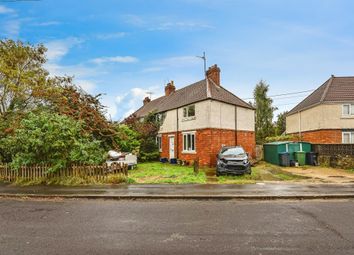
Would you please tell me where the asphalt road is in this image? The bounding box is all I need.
[1,199,354,255]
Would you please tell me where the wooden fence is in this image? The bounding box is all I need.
[312,144,354,156]
[0,163,128,182]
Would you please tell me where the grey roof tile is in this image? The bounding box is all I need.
[288,76,354,115]
[134,79,253,117]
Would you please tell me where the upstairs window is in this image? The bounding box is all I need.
[155,112,166,124]
[342,104,354,116]
[183,105,195,118]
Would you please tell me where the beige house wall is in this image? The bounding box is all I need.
[286,103,354,134]
[237,106,255,131]
[159,109,177,133]
[159,100,255,133]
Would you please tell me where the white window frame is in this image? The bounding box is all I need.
[182,131,196,153]
[182,105,196,119]
[342,104,354,116]
[156,112,166,123]
[156,135,162,152]
[342,132,354,144]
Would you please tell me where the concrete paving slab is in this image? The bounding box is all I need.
[1,182,354,200]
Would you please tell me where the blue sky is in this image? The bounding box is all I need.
[1,0,354,120]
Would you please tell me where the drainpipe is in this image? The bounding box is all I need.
[298,111,302,141]
[235,106,238,145]
[176,108,179,159]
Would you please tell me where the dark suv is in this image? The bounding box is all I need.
[216,146,251,176]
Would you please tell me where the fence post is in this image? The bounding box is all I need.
[194,158,199,175]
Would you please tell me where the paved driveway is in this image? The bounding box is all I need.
[281,166,354,183]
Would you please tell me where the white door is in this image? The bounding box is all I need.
[169,136,175,159]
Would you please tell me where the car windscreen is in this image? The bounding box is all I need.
[220,147,245,157]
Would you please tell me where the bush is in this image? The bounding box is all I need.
[124,113,160,162]
[1,112,105,172]
[114,124,140,153]
[265,134,300,143]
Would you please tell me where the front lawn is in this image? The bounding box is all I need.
[216,162,308,184]
[129,161,307,184]
[129,162,207,184]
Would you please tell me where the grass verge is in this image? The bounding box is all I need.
[12,174,130,186]
[215,162,308,184]
[129,162,206,184]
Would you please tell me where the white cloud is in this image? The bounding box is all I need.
[95,32,126,40]
[32,21,61,27]
[45,37,83,62]
[114,86,163,120]
[149,21,213,31]
[115,93,128,104]
[154,55,200,67]
[76,79,96,94]
[90,56,138,65]
[123,14,145,26]
[142,67,164,73]
[1,19,20,37]
[0,5,15,14]
[101,96,118,120]
[122,14,213,31]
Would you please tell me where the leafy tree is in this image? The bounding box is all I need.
[0,40,59,117]
[0,39,118,154]
[253,80,277,144]
[114,124,140,154]
[124,112,160,162]
[1,112,105,171]
[50,83,118,150]
[275,111,288,136]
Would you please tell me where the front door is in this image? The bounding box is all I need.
[169,136,175,159]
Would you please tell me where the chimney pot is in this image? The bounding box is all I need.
[143,96,151,105]
[206,64,221,86]
[165,80,176,96]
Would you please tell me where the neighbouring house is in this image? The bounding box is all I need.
[286,75,354,144]
[132,64,256,166]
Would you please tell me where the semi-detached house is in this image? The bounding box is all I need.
[132,65,256,166]
[286,76,354,144]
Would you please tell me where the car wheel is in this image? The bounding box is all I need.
[247,168,252,175]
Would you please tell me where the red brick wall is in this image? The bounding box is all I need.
[237,130,256,158]
[160,132,177,159]
[299,129,342,144]
[159,128,255,167]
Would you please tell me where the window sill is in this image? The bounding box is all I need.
[182,116,196,122]
[182,151,197,154]
[341,115,354,119]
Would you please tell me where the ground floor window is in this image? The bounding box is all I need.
[156,135,162,152]
[183,132,196,152]
[342,131,354,144]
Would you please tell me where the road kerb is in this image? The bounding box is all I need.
[1,193,354,200]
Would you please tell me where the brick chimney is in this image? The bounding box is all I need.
[165,80,176,96]
[206,64,221,86]
[143,96,151,105]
